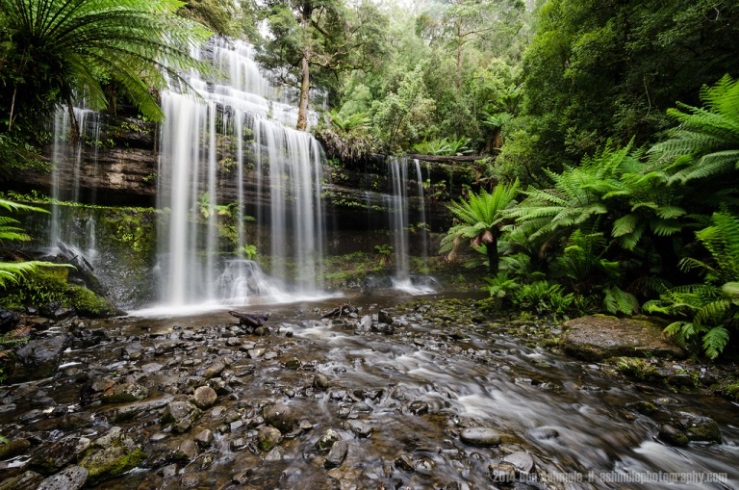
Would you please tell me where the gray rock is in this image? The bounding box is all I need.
[78,427,146,482]
[346,420,373,438]
[194,429,214,448]
[658,424,689,447]
[258,426,283,452]
[502,450,535,475]
[378,310,394,324]
[265,447,283,461]
[101,382,149,404]
[317,428,341,451]
[677,412,722,443]
[561,316,685,361]
[0,470,44,490]
[192,386,218,409]
[408,400,429,415]
[0,308,19,332]
[460,428,501,446]
[263,403,296,433]
[176,439,199,461]
[313,372,330,390]
[10,335,68,382]
[325,440,349,468]
[162,400,201,433]
[247,348,265,359]
[203,361,226,379]
[37,466,88,490]
[31,436,89,473]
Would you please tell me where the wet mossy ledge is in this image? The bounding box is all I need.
[0,268,122,318]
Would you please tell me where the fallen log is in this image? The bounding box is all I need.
[321,303,357,319]
[229,311,270,328]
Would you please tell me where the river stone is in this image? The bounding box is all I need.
[489,462,517,483]
[658,424,689,447]
[263,403,297,433]
[162,400,201,433]
[192,386,218,409]
[0,470,44,490]
[346,420,373,438]
[194,428,214,448]
[176,439,200,462]
[101,382,149,404]
[36,466,88,490]
[325,440,349,468]
[529,427,560,441]
[316,428,341,451]
[203,361,226,379]
[258,426,283,452]
[9,335,68,382]
[394,454,415,472]
[460,428,502,446]
[313,372,330,390]
[502,450,535,475]
[265,447,283,461]
[561,316,686,361]
[0,437,30,460]
[677,413,722,443]
[78,427,146,482]
[31,436,89,473]
[0,308,19,332]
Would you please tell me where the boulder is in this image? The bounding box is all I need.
[0,308,20,333]
[77,427,146,483]
[192,386,218,409]
[561,316,685,361]
[162,400,201,433]
[263,403,296,434]
[9,335,69,382]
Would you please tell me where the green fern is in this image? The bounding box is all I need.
[603,286,640,315]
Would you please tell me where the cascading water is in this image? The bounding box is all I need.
[156,38,327,308]
[387,157,434,294]
[49,107,101,257]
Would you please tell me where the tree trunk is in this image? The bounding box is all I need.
[487,233,499,275]
[296,52,310,131]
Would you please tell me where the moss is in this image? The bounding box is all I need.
[82,447,147,480]
[0,269,118,317]
[69,285,118,317]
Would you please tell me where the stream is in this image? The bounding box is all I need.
[1,293,737,489]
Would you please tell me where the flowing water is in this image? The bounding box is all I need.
[2,295,736,489]
[387,158,434,294]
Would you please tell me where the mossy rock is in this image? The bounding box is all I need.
[78,427,147,482]
[561,315,686,361]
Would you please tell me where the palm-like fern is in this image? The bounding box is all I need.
[0,199,59,289]
[643,211,739,358]
[0,0,212,133]
[649,75,739,186]
[440,180,519,274]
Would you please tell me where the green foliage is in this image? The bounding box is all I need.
[239,244,258,260]
[503,0,739,182]
[603,286,640,316]
[0,0,213,144]
[413,137,471,156]
[441,180,519,274]
[0,199,63,289]
[513,280,574,316]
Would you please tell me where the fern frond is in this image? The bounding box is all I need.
[702,325,730,359]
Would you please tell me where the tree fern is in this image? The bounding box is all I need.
[441,180,519,274]
[0,0,213,131]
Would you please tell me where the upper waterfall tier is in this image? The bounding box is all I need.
[156,37,327,307]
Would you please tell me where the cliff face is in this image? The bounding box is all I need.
[7,115,472,233]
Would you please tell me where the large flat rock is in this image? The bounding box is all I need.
[561,315,686,361]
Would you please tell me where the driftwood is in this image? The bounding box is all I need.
[405,153,483,164]
[229,311,270,328]
[321,303,357,319]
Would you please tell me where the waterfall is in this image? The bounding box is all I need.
[387,157,435,294]
[156,38,327,307]
[49,107,101,258]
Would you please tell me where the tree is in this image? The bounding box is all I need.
[259,0,387,130]
[499,0,739,182]
[0,0,212,146]
[441,180,520,274]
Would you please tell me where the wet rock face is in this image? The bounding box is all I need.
[460,428,502,446]
[36,465,88,490]
[77,428,146,483]
[561,316,686,361]
[0,308,20,333]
